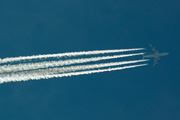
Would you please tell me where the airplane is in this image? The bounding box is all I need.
[143,44,169,66]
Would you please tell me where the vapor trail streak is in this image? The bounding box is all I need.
[42,64,148,80]
[0,53,144,73]
[0,63,147,83]
[0,48,144,64]
[0,59,148,83]
[17,59,149,75]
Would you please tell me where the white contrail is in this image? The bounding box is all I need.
[0,53,144,73]
[0,63,147,83]
[14,59,149,75]
[0,48,144,64]
[0,59,148,83]
[43,64,148,79]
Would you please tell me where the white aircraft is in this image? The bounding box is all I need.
[143,44,169,66]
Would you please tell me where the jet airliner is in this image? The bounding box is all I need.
[143,44,169,66]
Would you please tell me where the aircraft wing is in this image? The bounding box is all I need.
[153,57,159,66]
[149,44,159,54]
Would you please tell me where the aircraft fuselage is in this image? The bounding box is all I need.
[144,52,169,58]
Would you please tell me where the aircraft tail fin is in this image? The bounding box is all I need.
[142,52,146,59]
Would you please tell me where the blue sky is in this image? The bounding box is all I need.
[0,0,180,120]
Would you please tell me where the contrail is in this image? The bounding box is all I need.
[0,53,144,73]
[0,48,144,64]
[0,63,147,83]
[0,48,148,84]
[42,64,148,80]
[14,59,149,75]
[0,59,148,83]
